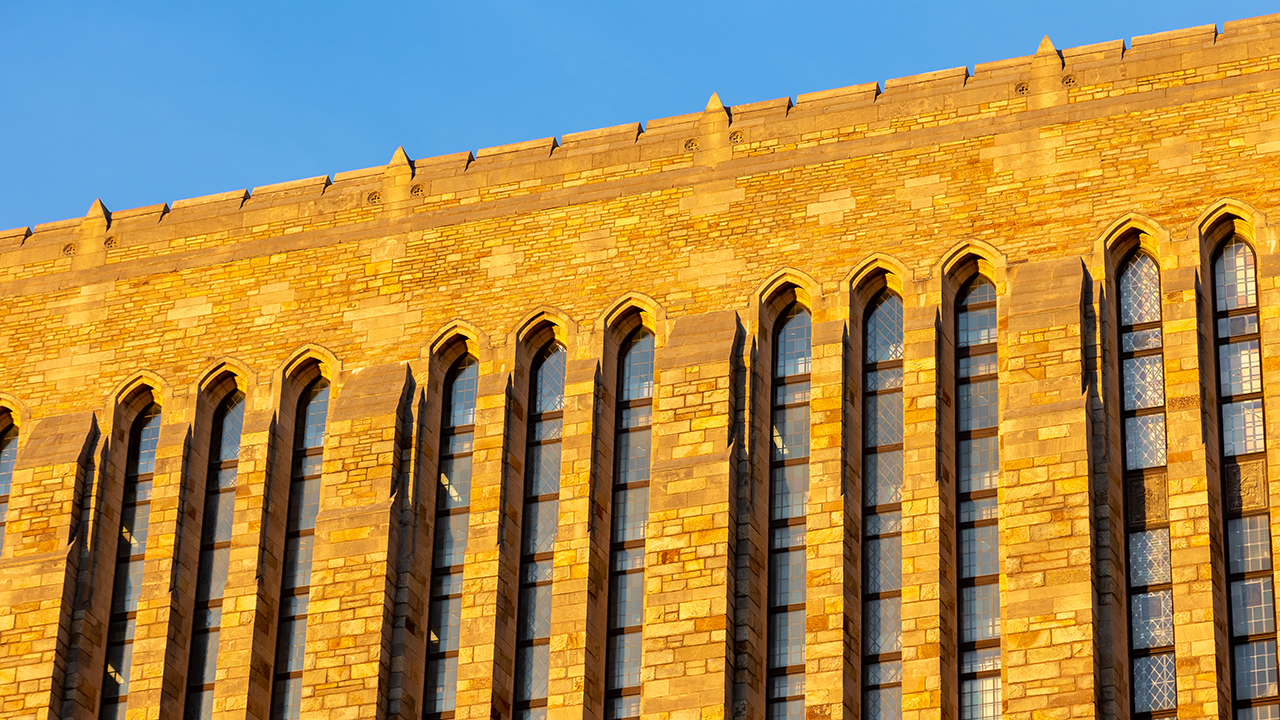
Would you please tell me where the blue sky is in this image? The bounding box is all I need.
[2,2,1276,230]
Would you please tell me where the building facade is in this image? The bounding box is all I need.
[4,14,1280,720]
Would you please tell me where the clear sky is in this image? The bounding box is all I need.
[2,2,1276,230]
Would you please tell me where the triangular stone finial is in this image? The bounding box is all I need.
[1036,35,1056,55]
[389,146,412,167]
[705,92,725,112]
[86,198,111,222]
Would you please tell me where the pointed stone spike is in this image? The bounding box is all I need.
[86,198,110,220]
[389,146,412,167]
[705,92,725,112]
[1036,35,1056,55]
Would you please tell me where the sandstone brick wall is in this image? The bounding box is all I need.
[6,13,1280,720]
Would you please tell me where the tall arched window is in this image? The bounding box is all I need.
[185,390,246,720]
[424,357,478,719]
[606,329,654,720]
[768,303,810,720]
[0,417,16,555]
[270,378,329,720]
[955,277,999,720]
[101,403,161,720]
[1213,239,1278,719]
[1116,253,1175,717]
[862,291,903,720]
[514,343,566,720]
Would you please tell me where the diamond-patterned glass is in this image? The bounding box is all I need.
[185,689,214,720]
[1232,577,1277,637]
[1123,327,1163,352]
[1129,528,1172,586]
[527,440,562,496]
[772,404,810,462]
[771,548,806,605]
[865,294,904,363]
[297,382,329,451]
[1119,254,1162,325]
[865,393,903,447]
[1220,340,1263,397]
[516,645,550,701]
[448,359,479,428]
[958,380,998,432]
[866,661,904,685]
[961,584,1000,642]
[215,393,245,463]
[775,305,812,378]
[621,331,655,401]
[195,547,230,602]
[865,511,902,536]
[1216,239,1258,312]
[1131,590,1174,649]
[864,597,902,655]
[770,465,807,521]
[204,490,235,544]
[533,345,566,414]
[865,536,902,593]
[1123,356,1165,411]
[521,499,559,555]
[1124,414,1166,470]
[1236,640,1280,700]
[961,525,998,579]
[1133,652,1177,713]
[1229,516,1273,574]
[1224,400,1266,456]
[866,369,903,392]
[768,608,805,667]
[864,687,903,720]
[864,451,903,506]
[131,405,161,476]
[960,677,1001,720]
[959,437,999,493]
[518,585,552,640]
[189,627,219,685]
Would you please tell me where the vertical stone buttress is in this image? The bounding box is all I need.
[1165,235,1229,719]
[0,412,96,720]
[642,311,740,720]
[302,363,412,720]
[806,293,856,720]
[1000,257,1098,719]
[900,275,950,720]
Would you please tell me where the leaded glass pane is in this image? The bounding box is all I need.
[608,697,641,720]
[1221,340,1263,396]
[865,393,903,447]
[298,383,329,451]
[1129,529,1172,586]
[961,525,998,578]
[607,632,641,689]
[865,294,904,364]
[768,609,805,667]
[960,676,1001,720]
[961,648,1001,674]
[959,437,999,493]
[533,418,563,441]
[612,487,648,543]
[1233,577,1277,637]
[522,560,553,584]
[1230,516,1273,574]
[771,548,806,605]
[185,689,213,720]
[286,477,320,531]
[865,511,902,536]
[195,547,230,601]
[960,497,997,524]
[276,615,307,673]
[772,404,810,461]
[864,451,903,505]
[0,427,16,497]
[621,332,655,402]
[133,406,161,476]
[620,405,652,430]
[864,686,902,720]
[774,381,810,406]
[616,431,651,485]
[429,595,462,651]
[527,441,562,496]
[189,629,219,685]
[1216,239,1258,312]
[958,307,996,348]
[775,305,812,378]
[961,584,1000,642]
[1235,640,1280,700]
[864,597,902,655]
[1124,414,1166,470]
[271,677,302,720]
[770,465,807,521]
[1239,705,1280,720]
[1133,653,1177,713]
[439,453,473,509]
[958,380,997,432]
[433,512,469,568]
[204,490,235,544]
[866,369,903,392]
[216,394,245,463]
[517,645,550,701]
[610,571,644,627]
[1119,254,1161,325]
[1123,328,1163,352]
[533,346,566,414]
[1123,355,1165,411]
[767,699,804,720]
[111,559,144,614]
[521,500,559,555]
[518,585,552,640]
[1220,313,1260,339]
[282,535,313,589]
[119,501,150,556]
[865,661,903,685]
[1131,590,1174,649]
[425,657,458,713]
[958,353,997,379]
[865,536,902,593]
[448,359,479,427]
[1224,400,1266,456]
[103,641,132,697]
